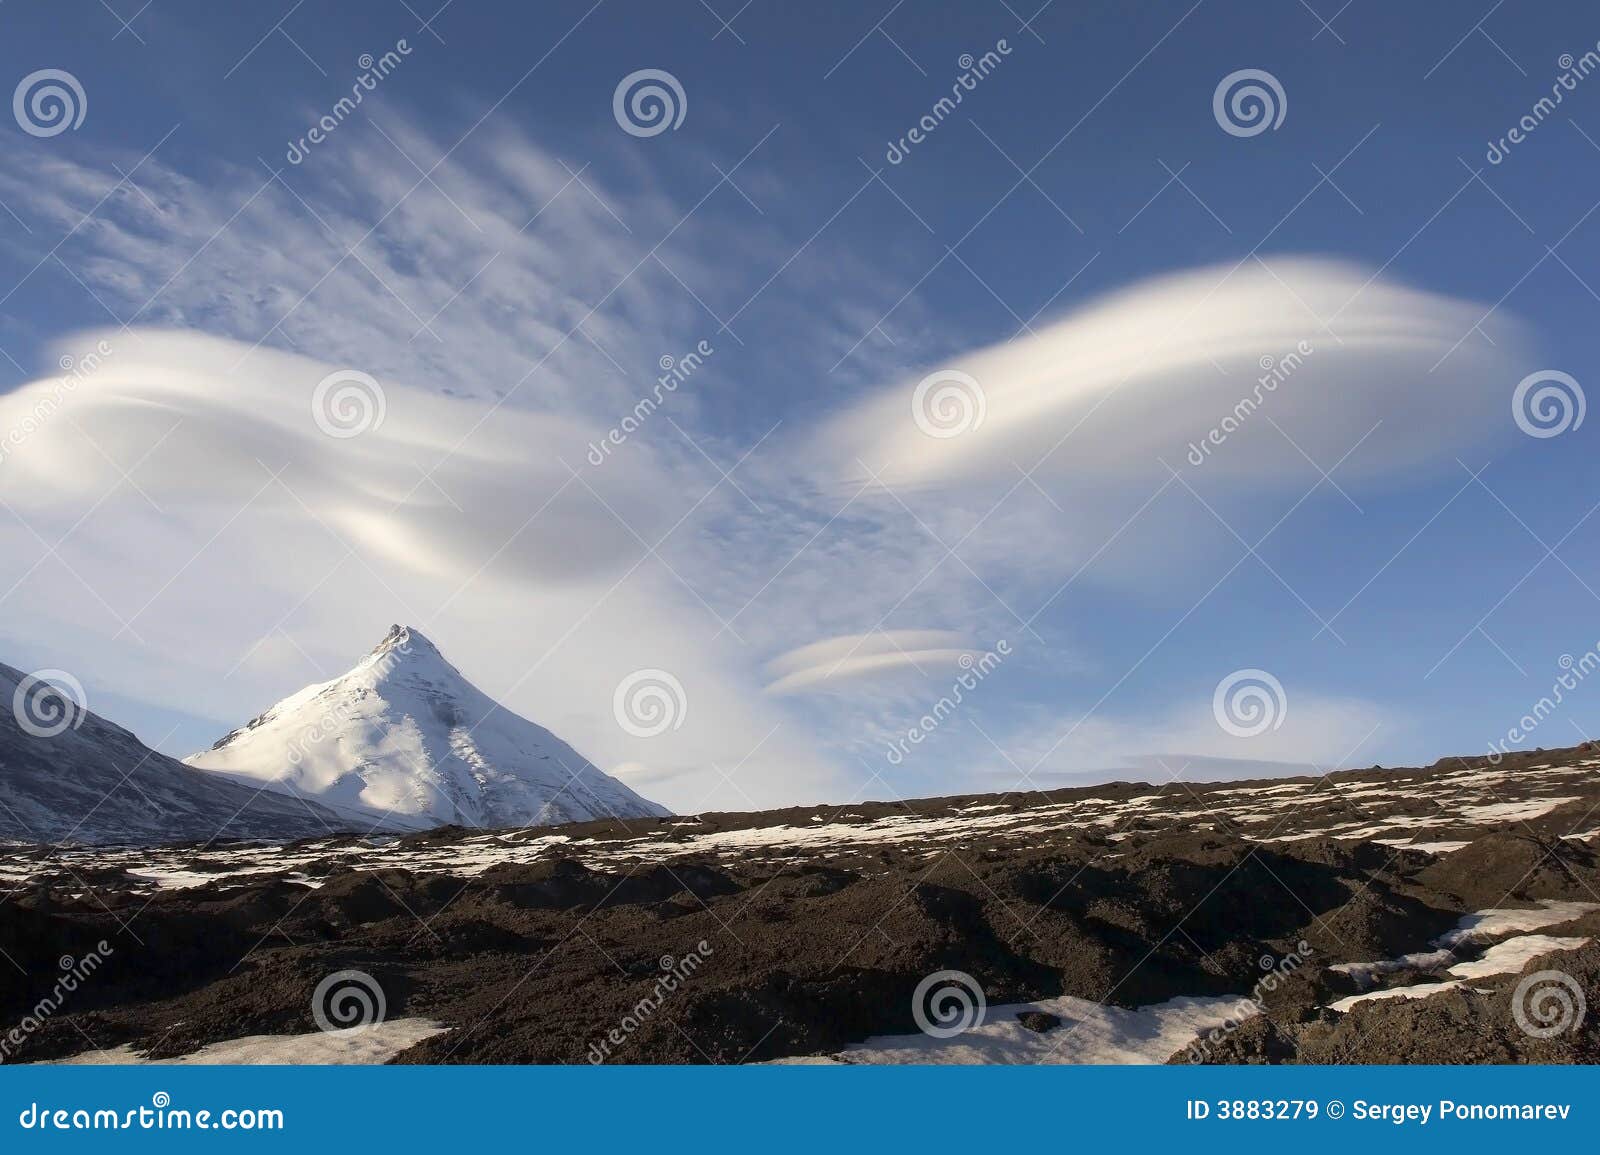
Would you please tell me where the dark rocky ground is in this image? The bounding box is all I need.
[2,742,1599,1064]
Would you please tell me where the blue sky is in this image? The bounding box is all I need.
[1,0,1598,812]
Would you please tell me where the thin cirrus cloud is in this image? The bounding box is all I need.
[763,629,977,695]
[0,121,1549,806]
[814,256,1534,495]
[0,328,849,812]
[977,686,1394,790]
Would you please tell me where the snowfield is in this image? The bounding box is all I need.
[18,752,1598,893]
[184,625,668,830]
[47,1020,447,1065]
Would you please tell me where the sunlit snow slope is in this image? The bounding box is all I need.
[185,625,669,830]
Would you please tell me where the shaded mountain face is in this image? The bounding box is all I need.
[0,662,348,846]
[185,625,670,830]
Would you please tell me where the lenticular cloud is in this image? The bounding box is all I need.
[819,256,1535,493]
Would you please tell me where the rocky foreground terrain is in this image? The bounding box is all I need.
[3,743,1599,1065]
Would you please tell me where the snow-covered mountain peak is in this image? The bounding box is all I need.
[186,628,669,830]
[364,623,445,670]
[342,624,467,696]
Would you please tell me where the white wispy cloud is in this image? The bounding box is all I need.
[0,326,850,811]
[763,629,976,695]
[812,256,1533,494]
[0,117,1545,809]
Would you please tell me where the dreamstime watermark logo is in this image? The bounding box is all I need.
[310,970,386,1032]
[286,40,413,164]
[885,642,1011,765]
[1512,370,1584,439]
[1184,942,1314,1063]
[1487,47,1600,165]
[586,941,713,1063]
[912,969,986,1039]
[0,339,115,467]
[0,942,114,1064]
[613,668,687,738]
[1486,642,1600,764]
[1212,669,1287,738]
[283,637,411,766]
[1511,969,1586,1038]
[613,69,686,138]
[1187,341,1315,466]
[912,369,986,438]
[885,39,1013,164]
[55,341,115,385]
[16,1093,284,1131]
[587,339,714,465]
[13,69,86,138]
[1212,69,1286,138]
[312,369,386,439]
[12,669,88,739]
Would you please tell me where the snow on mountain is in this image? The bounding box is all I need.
[185,625,671,830]
[0,660,347,846]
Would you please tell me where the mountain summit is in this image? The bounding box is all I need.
[185,626,670,830]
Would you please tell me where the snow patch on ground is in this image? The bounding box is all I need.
[788,995,1243,1065]
[1331,949,1456,986]
[1371,839,1470,854]
[1437,900,1599,948]
[1326,900,1598,1013]
[1327,935,1590,1011]
[1447,935,1589,980]
[11,756,1599,894]
[46,1020,446,1065]
[1329,979,1466,1012]
[1457,798,1578,822]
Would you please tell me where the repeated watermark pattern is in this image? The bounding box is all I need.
[613,69,686,138]
[284,637,411,767]
[1212,69,1286,138]
[911,368,986,438]
[1512,369,1585,439]
[911,969,986,1038]
[310,969,387,1032]
[0,339,114,467]
[12,69,86,138]
[1511,969,1586,1039]
[587,941,714,1062]
[312,369,387,439]
[587,339,714,465]
[5,0,1600,1084]
[1486,642,1600,763]
[613,668,687,738]
[885,40,1013,165]
[1212,669,1287,738]
[11,668,88,739]
[1487,46,1600,165]
[884,641,1011,765]
[0,943,115,1063]
[1187,341,1315,466]
[1183,942,1314,1063]
[286,40,414,165]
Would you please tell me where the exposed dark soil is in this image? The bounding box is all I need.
[1181,937,1600,1065]
[3,742,1599,1064]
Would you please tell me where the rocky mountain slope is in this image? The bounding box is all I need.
[0,661,347,846]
